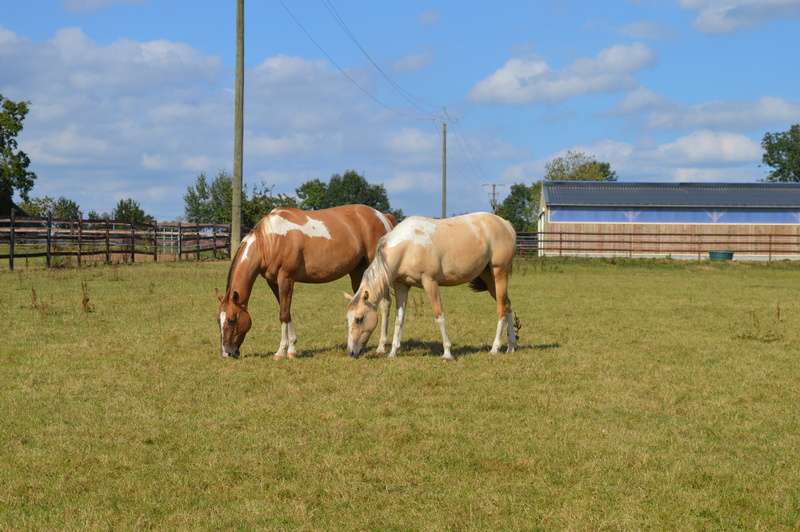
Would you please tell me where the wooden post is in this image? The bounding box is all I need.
[196,223,201,261]
[178,222,183,260]
[152,220,158,262]
[46,211,52,268]
[212,223,217,259]
[77,213,83,267]
[131,220,136,263]
[9,208,15,271]
[105,217,111,264]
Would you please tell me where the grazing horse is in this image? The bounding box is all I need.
[345,212,516,361]
[216,204,397,359]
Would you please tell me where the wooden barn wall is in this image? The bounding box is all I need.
[539,221,800,258]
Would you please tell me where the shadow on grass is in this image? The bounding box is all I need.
[240,341,561,361]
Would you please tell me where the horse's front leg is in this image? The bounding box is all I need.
[272,276,297,359]
[421,278,453,361]
[376,297,391,355]
[387,283,409,358]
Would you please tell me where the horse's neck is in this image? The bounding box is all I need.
[227,243,264,306]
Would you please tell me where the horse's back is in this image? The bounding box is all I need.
[254,205,394,282]
[385,213,515,285]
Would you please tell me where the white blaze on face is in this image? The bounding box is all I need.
[386,217,435,249]
[219,310,227,344]
[240,233,257,261]
[264,213,332,239]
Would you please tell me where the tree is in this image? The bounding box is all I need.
[184,170,234,224]
[495,183,538,232]
[296,170,404,220]
[295,178,328,211]
[1,94,37,213]
[112,198,152,224]
[761,124,800,182]
[544,150,618,182]
[241,181,297,227]
[20,195,81,219]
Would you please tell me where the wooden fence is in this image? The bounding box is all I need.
[523,230,800,260]
[5,210,800,270]
[0,210,230,270]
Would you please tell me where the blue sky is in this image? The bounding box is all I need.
[2,0,800,220]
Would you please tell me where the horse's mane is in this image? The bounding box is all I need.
[350,241,392,307]
[224,230,254,299]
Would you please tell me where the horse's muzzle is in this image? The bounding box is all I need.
[348,348,364,359]
[221,348,241,359]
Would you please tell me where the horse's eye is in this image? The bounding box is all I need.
[355,317,364,325]
[228,318,237,326]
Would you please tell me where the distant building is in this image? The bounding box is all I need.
[538,181,800,260]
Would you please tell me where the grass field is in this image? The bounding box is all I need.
[1,257,799,530]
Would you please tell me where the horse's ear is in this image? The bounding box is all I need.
[343,292,353,301]
[215,288,224,302]
[363,290,370,302]
[232,291,240,304]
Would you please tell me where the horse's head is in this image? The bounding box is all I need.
[216,288,252,358]
[344,286,380,359]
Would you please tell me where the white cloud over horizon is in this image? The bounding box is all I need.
[467,43,657,105]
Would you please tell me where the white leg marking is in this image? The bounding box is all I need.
[436,313,453,360]
[388,305,406,358]
[491,317,505,354]
[274,322,289,359]
[506,308,516,353]
[286,321,298,358]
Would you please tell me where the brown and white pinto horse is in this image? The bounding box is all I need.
[345,212,516,361]
[216,204,397,359]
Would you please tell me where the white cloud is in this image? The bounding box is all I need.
[611,89,800,131]
[681,0,800,33]
[618,21,681,40]
[467,43,657,105]
[648,130,761,166]
[393,49,435,73]
[417,10,441,27]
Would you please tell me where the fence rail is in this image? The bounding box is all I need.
[520,230,800,260]
[1,210,230,270]
[4,210,800,270]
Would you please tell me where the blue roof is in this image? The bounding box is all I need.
[542,181,800,208]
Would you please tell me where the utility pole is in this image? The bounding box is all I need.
[483,183,505,213]
[231,0,244,256]
[441,121,446,219]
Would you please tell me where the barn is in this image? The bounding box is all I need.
[537,181,800,260]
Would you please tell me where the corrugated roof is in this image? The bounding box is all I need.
[542,181,800,208]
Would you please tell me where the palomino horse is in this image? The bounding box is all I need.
[345,212,516,361]
[217,204,397,359]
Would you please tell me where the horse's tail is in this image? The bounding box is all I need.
[469,277,488,292]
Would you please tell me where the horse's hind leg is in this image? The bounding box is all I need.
[486,267,516,354]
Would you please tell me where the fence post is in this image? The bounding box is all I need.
[77,213,83,267]
[9,208,15,271]
[105,217,111,263]
[46,211,52,268]
[131,220,136,263]
[152,220,158,262]
[196,223,201,261]
[178,222,183,260]
[212,223,217,259]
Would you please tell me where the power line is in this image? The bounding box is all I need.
[277,0,429,121]
[319,0,441,117]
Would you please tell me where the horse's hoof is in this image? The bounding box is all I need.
[273,353,286,360]
[442,356,454,362]
[287,352,298,359]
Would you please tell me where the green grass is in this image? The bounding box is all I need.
[1,257,799,530]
